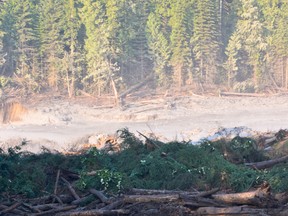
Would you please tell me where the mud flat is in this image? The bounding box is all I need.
[1,95,288,152]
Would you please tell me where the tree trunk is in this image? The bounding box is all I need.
[110,76,119,107]
[284,57,288,90]
[212,183,271,207]
[245,155,288,170]
[119,74,154,102]
[124,194,180,203]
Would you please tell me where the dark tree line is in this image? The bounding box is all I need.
[0,0,287,96]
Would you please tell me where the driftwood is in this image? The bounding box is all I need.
[0,206,24,215]
[196,205,269,215]
[54,170,61,195]
[212,183,273,207]
[124,194,180,203]
[130,188,219,198]
[89,189,109,204]
[71,194,95,205]
[245,155,288,169]
[61,177,80,201]
[0,202,22,215]
[51,194,64,205]
[56,209,130,216]
[130,188,197,195]
[219,92,265,97]
[0,187,286,216]
[22,202,42,213]
[0,178,286,216]
[264,136,277,146]
[33,205,77,216]
[100,200,124,210]
[33,203,60,211]
[137,131,160,149]
[195,188,220,198]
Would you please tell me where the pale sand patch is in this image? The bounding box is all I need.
[1,95,288,153]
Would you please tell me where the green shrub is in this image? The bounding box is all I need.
[2,130,288,198]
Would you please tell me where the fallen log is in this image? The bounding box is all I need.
[22,203,42,213]
[0,202,22,215]
[71,194,95,205]
[124,194,180,203]
[219,92,265,97]
[100,200,124,210]
[0,204,23,215]
[61,177,80,200]
[130,188,197,196]
[212,184,273,207]
[55,209,130,216]
[184,197,225,208]
[137,131,160,149]
[54,170,61,196]
[245,155,288,170]
[33,205,77,216]
[33,203,60,211]
[264,136,277,146]
[89,189,109,204]
[51,194,64,204]
[195,188,220,198]
[196,205,269,215]
[118,74,154,105]
[130,188,219,198]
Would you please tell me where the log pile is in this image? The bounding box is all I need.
[1,181,288,216]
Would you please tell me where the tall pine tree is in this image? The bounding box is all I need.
[226,0,267,90]
[192,0,221,84]
[169,0,193,89]
[146,0,172,87]
[80,0,124,95]
[38,0,65,90]
[259,0,288,88]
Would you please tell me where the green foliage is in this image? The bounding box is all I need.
[192,0,221,84]
[0,75,10,88]
[225,0,267,89]
[2,131,288,198]
[266,165,288,192]
[146,8,171,87]
[77,169,123,193]
[0,0,287,94]
[232,80,255,93]
[169,0,193,88]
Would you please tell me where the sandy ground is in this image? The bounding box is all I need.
[1,94,288,153]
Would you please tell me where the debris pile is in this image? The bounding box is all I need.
[1,128,288,215]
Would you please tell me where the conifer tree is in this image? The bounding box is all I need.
[62,0,83,97]
[37,0,65,90]
[192,0,221,84]
[0,0,20,76]
[169,0,193,89]
[127,0,152,84]
[259,0,288,88]
[146,0,171,87]
[15,0,39,91]
[79,0,124,95]
[226,0,266,90]
[115,0,152,87]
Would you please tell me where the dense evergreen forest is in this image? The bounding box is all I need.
[0,0,287,96]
